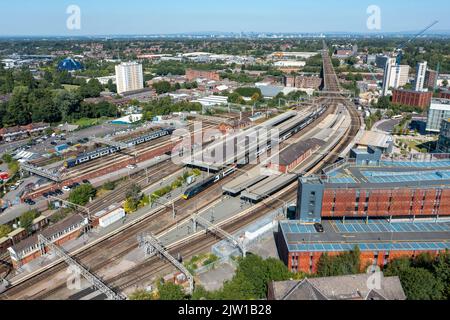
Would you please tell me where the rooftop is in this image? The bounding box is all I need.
[279,219,450,253]
[312,159,450,189]
[270,273,406,300]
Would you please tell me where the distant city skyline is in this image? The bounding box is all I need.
[1,0,449,36]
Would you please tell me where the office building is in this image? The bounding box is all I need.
[392,89,433,109]
[375,55,389,69]
[425,69,438,90]
[115,62,144,94]
[415,61,427,92]
[426,99,450,133]
[437,119,450,153]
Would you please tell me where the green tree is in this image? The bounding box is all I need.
[19,210,40,234]
[397,267,444,300]
[128,289,154,300]
[316,246,361,277]
[152,81,173,94]
[68,184,97,206]
[157,281,186,300]
[0,224,13,238]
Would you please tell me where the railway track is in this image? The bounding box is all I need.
[1,71,357,299]
[0,96,335,300]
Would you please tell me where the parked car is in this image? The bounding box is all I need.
[50,141,58,146]
[82,179,90,184]
[55,189,63,195]
[314,223,324,233]
[62,186,71,192]
[24,198,36,205]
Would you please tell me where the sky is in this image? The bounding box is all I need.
[0,0,449,36]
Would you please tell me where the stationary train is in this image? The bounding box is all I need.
[65,128,174,168]
[182,106,327,200]
[182,165,237,200]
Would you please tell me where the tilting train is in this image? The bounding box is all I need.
[65,128,174,168]
[182,165,237,200]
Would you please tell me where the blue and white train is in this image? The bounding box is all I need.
[65,129,174,168]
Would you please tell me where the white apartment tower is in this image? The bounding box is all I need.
[415,61,428,92]
[115,62,144,94]
[382,58,410,96]
[382,58,396,96]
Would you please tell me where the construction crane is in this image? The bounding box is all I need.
[366,21,439,86]
[394,20,439,65]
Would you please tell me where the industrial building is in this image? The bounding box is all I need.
[426,99,450,133]
[392,89,433,109]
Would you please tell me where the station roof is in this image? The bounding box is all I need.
[278,138,324,166]
[280,219,450,253]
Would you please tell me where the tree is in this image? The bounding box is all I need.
[123,197,138,214]
[128,289,154,300]
[68,184,97,206]
[106,79,117,93]
[19,210,40,234]
[316,246,361,277]
[0,224,13,238]
[78,79,103,98]
[397,267,444,300]
[157,281,186,300]
[384,255,448,300]
[126,183,142,203]
[443,79,448,88]
[152,81,172,94]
